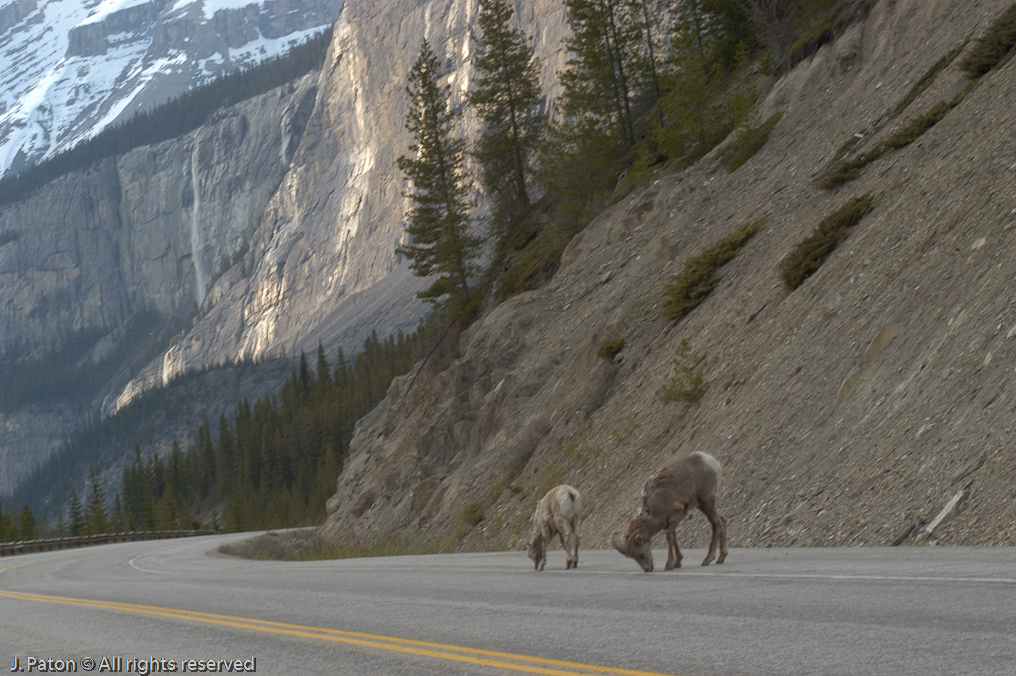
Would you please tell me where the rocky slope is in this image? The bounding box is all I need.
[321,0,1016,552]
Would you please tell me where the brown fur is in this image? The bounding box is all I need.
[612,452,727,572]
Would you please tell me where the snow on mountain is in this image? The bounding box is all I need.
[0,0,343,178]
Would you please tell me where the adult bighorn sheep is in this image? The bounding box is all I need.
[527,485,582,571]
[612,452,727,572]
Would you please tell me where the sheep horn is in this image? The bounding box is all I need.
[611,531,627,555]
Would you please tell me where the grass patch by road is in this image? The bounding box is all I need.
[219,529,456,561]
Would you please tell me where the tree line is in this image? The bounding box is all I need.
[398,0,858,317]
[2,465,118,540]
[2,319,441,542]
[110,324,441,533]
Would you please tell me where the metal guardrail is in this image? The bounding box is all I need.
[0,529,219,556]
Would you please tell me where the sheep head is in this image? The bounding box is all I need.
[612,516,656,572]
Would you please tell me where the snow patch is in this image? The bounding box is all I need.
[0,0,341,178]
[227,25,330,64]
[80,0,151,26]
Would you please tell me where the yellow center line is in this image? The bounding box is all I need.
[1,557,681,676]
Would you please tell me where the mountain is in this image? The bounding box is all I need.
[320,0,1016,550]
[0,0,341,495]
[0,70,319,495]
[0,0,343,179]
[0,0,568,501]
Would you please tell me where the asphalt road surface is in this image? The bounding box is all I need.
[1,534,1014,675]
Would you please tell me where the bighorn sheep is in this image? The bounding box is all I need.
[527,485,582,570]
[612,452,727,572]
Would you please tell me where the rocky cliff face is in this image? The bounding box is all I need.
[159,0,571,374]
[0,74,317,490]
[9,0,571,380]
[0,73,317,356]
[321,0,1016,551]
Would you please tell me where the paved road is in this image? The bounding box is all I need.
[1,535,1014,675]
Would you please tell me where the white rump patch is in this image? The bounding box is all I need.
[555,485,582,521]
[697,452,723,480]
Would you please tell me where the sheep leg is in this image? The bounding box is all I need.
[537,522,554,571]
[555,517,578,569]
[699,497,728,565]
[570,517,580,569]
[664,529,683,570]
[663,509,687,570]
[716,514,728,564]
[563,517,579,569]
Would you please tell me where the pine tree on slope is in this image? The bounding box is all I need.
[470,0,546,256]
[397,40,483,320]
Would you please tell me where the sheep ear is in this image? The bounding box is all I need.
[633,533,645,547]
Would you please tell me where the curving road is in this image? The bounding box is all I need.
[1,534,1015,675]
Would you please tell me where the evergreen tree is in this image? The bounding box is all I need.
[19,505,37,540]
[315,342,332,392]
[469,0,546,255]
[654,1,751,161]
[397,40,483,320]
[558,0,650,148]
[538,0,664,225]
[537,116,617,229]
[672,0,753,73]
[113,493,124,532]
[67,486,85,537]
[85,465,111,535]
[0,504,17,542]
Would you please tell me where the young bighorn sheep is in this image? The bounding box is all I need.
[612,452,727,572]
[527,485,582,570]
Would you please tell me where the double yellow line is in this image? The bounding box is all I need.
[1,557,679,676]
